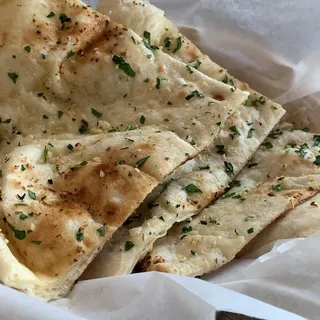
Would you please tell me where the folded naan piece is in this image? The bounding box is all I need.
[81,0,285,279]
[0,127,197,299]
[239,192,320,255]
[0,0,246,153]
[139,125,320,276]
[82,102,284,279]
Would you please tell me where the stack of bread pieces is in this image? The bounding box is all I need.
[0,0,319,300]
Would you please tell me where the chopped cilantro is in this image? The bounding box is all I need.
[28,190,36,200]
[199,165,210,170]
[91,108,102,118]
[173,36,182,53]
[8,72,18,84]
[182,226,192,233]
[186,65,194,74]
[193,60,202,69]
[112,55,136,77]
[230,125,240,136]
[314,155,320,166]
[190,250,196,256]
[66,50,75,59]
[143,31,159,50]
[295,143,308,158]
[224,161,234,176]
[164,37,171,48]
[79,119,89,134]
[76,228,84,241]
[229,180,241,188]
[247,228,254,234]
[59,13,71,24]
[136,156,150,168]
[262,141,273,149]
[47,11,55,18]
[156,76,165,89]
[125,240,134,251]
[21,165,26,171]
[97,226,105,237]
[24,46,31,53]
[14,229,26,240]
[184,184,202,194]
[247,128,255,138]
[272,184,282,192]
[57,110,63,119]
[140,115,145,124]
[216,122,222,126]
[44,145,48,163]
[186,90,204,100]
[215,145,225,155]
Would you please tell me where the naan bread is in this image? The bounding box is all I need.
[139,125,320,276]
[240,192,320,255]
[0,0,246,154]
[81,0,285,279]
[82,100,284,279]
[0,127,196,300]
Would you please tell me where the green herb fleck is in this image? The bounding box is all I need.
[247,128,255,138]
[21,165,26,171]
[184,184,202,194]
[43,114,49,119]
[97,226,105,237]
[314,155,320,166]
[262,141,273,149]
[57,110,63,119]
[186,65,194,74]
[190,250,196,256]
[224,161,234,176]
[44,145,48,163]
[156,76,165,89]
[182,225,192,233]
[14,229,26,240]
[8,72,18,84]
[143,78,150,83]
[66,50,75,59]
[140,115,145,124]
[173,37,182,53]
[67,144,73,151]
[164,37,171,48]
[47,11,55,18]
[216,122,222,126]
[76,228,84,241]
[112,55,136,77]
[229,180,241,188]
[230,125,240,136]
[199,165,210,170]
[24,46,31,53]
[272,184,282,192]
[143,31,159,50]
[193,60,202,69]
[31,240,41,245]
[59,13,71,24]
[216,145,225,155]
[186,90,204,100]
[247,228,254,234]
[92,108,102,118]
[28,190,36,200]
[125,240,134,251]
[136,156,150,168]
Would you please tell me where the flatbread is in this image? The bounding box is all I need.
[0,127,196,300]
[239,192,320,256]
[81,0,285,279]
[0,0,246,154]
[139,125,320,276]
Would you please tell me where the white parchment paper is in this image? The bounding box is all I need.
[2,0,320,319]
